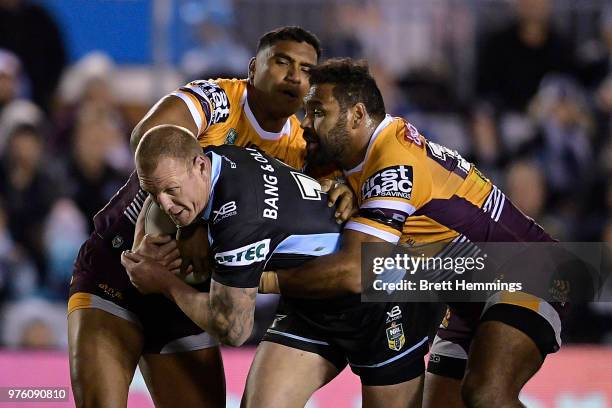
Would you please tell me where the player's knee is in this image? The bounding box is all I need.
[461,372,518,408]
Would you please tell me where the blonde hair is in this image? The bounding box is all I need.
[135,124,200,174]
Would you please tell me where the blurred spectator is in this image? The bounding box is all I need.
[53,52,131,170]
[180,1,250,80]
[43,199,87,299]
[56,52,116,111]
[321,3,364,59]
[0,0,66,112]
[0,297,67,348]
[525,75,593,207]
[18,319,57,349]
[504,159,568,239]
[0,49,43,154]
[476,0,576,112]
[0,49,21,112]
[64,104,129,231]
[576,4,612,90]
[467,103,506,180]
[398,68,469,154]
[593,75,612,148]
[0,99,43,156]
[0,124,62,283]
[505,160,547,219]
[0,199,38,303]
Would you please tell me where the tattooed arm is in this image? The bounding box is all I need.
[207,280,257,346]
[121,251,257,346]
[164,277,257,346]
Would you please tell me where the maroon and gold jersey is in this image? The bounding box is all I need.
[345,116,552,245]
[171,78,306,169]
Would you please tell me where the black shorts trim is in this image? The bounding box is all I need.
[426,353,466,380]
[480,303,558,358]
[349,336,428,386]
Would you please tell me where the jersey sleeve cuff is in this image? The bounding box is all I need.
[361,199,416,215]
[345,220,401,243]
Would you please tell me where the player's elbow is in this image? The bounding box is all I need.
[219,327,251,347]
[212,313,252,347]
[222,333,249,347]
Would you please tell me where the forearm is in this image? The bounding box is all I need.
[277,253,361,298]
[209,284,256,346]
[164,277,255,346]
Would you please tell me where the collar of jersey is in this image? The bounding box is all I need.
[344,114,394,176]
[242,89,292,140]
[201,151,222,222]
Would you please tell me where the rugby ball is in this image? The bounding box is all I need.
[143,200,209,285]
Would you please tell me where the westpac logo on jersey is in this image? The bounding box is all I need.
[215,239,270,266]
[362,165,413,200]
[212,201,237,224]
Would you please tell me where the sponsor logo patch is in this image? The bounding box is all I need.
[111,235,124,249]
[98,283,123,300]
[214,239,270,266]
[362,165,413,200]
[386,322,405,351]
[212,201,237,224]
[225,128,238,145]
[386,305,402,323]
[190,81,230,124]
[403,120,422,146]
[426,141,471,174]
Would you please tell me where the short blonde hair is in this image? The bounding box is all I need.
[135,125,201,174]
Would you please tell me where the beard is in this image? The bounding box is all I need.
[306,114,351,169]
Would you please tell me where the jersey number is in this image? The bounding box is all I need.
[291,172,322,200]
[427,141,471,175]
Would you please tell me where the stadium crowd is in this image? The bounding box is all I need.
[0,0,611,350]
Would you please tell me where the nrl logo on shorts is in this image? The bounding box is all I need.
[386,322,405,351]
[225,128,238,145]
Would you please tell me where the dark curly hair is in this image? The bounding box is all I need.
[309,58,386,121]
